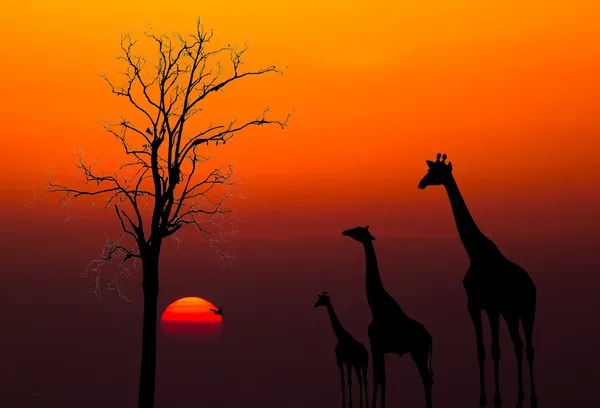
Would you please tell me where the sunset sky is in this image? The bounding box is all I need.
[1,2,600,407]
[1,0,599,240]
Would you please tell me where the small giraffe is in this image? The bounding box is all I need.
[342,226,434,408]
[315,292,369,408]
[418,153,537,408]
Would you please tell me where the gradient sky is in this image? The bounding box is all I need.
[1,2,600,407]
[1,0,599,240]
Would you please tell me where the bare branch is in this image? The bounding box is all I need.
[39,18,291,300]
[179,108,292,164]
[81,234,140,302]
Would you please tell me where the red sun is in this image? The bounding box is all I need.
[161,297,222,340]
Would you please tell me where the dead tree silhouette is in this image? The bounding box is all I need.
[343,226,434,408]
[418,153,537,408]
[38,18,291,408]
[315,292,369,408]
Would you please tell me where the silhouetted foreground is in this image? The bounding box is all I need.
[418,154,537,408]
[343,226,434,408]
[315,292,369,408]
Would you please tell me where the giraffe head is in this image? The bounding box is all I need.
[418,152,453,189]
[342,225,376,243]
[314,292,330,308]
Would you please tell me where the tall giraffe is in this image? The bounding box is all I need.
[418,153,538,408]
[315,292,369,408]
[342,226,434,408]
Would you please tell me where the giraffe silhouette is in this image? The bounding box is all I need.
[342,226,434,408]
[418,153,538,408]
[315,292,369,408]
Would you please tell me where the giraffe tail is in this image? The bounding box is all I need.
[428,339,434,378]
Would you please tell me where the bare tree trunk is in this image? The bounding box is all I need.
[138,249,160,408]
[41,19,291,408]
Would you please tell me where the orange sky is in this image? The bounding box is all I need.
[1,0,599,238]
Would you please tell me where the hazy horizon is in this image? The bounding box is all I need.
[2,227,598,407]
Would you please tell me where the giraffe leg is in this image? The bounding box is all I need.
[347,364,353,408]
[504,313,524,408]
[368,325,386,408]
[469,305,487,407]
[355,366,364,408]
[377,353,386,408]
[411,345,433,408]
[338,357,346,408]
[487,310,502,407]
[363,365,369,408]
[370,348,385,408]
[522,302,537,408]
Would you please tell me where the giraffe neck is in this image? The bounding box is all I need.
[444,175,497,260]
[325,302,347,339]
[364,240,386,310]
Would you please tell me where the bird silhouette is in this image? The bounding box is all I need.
[210,306,223,316]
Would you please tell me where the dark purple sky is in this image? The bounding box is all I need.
[1,215,598,407]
